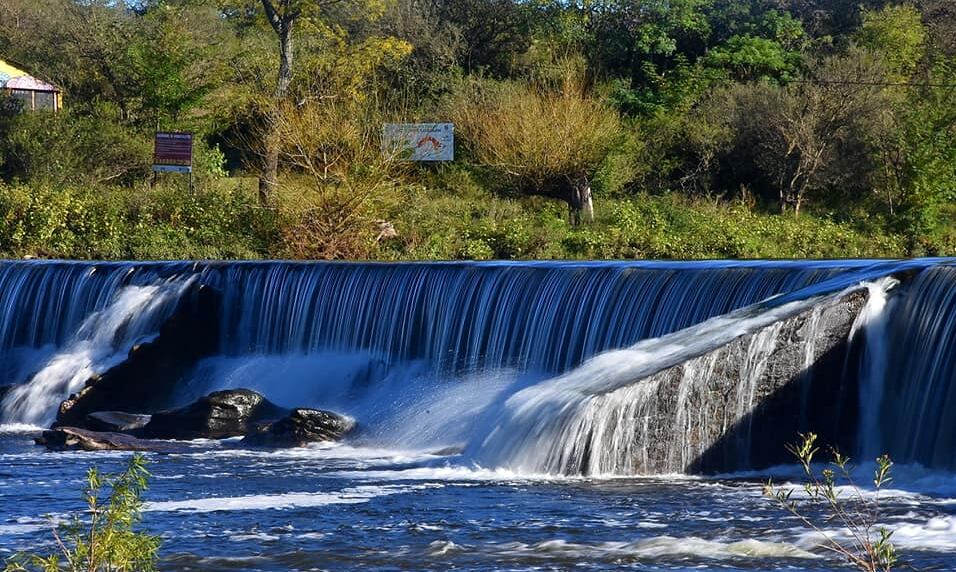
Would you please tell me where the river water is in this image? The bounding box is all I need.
[3,432,956,570]
[1,259,956,570]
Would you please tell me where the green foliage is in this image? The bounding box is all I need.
[3,454,160,572]
[765,433,898,572]
[379,186,905,260]
[857,4,927,81]
[0,105,151,187]
[0,0,953,259]
[448,75,622,202]
[0,180,273,260]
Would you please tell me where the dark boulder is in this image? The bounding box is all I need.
[140,389,287,440]
[36,427,189,453]
[243,409,355,448]
[85,411,152,433]
[56,283,222,428]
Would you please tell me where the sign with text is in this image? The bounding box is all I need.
[382,123,454,162]
[153,132,193,173]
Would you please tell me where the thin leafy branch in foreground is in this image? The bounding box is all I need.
[4,453,160,572]
[764,432,897,572]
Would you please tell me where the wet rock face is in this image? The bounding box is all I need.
[55,283,221,428]
[36,427,189,453]
[140,389,287,440]
[85,411,152,433]
[545,290,869,476]
[243,409,356,448]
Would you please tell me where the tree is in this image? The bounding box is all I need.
[716,51,887,215]
[857,4,927,82]
[871,60,956,248]
[238,0,391,205]
[450,74,621,223]
[436,0,534,76]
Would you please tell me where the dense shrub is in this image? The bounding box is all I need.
[448,74,621,217]
[0,181,273,260]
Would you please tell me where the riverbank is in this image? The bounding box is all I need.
[0,178,925,261]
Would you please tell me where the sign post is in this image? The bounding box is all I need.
[153,132,194,189]
[382,123,454,162]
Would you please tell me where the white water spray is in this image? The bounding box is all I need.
[1,280,192,426]
[471,283,885,476]
[852,277,900,458]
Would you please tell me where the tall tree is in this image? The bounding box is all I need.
[254,0,393,205]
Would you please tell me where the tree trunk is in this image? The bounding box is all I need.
[568,175,594,226]
[259,5,295,207]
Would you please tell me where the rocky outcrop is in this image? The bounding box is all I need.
[243,409,355,448]
[636,290,868,474]
[498,289,870,476]
[139,389,286,440]
[85,411,152,433]
[36,427,189,453]
[55,283,221,428]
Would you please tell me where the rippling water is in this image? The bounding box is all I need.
[3,259,956,569]
[2,431,955,571]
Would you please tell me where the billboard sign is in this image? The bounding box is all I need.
[153,132,193,173]
[383,123,454,162]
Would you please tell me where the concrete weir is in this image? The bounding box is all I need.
[475,287,872,476]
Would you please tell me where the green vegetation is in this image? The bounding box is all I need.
[0,0,953,260]
[4,454,160,572]
[765,433,897,572]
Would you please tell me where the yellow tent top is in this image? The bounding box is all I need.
[0,58,59,92]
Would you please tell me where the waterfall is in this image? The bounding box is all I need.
[1,279,194,426]
[851,277,900,459]
[202,261,855,371]
[4,259,956,474]
[880,267,956,467]
[470,284,876,475]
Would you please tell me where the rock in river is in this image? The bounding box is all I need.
[243,408,356,448]
[36,427,188,453]
[140,389,286,440]
[56,282,222,428]
[85,411,152,433]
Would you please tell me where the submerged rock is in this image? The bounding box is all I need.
[36,427,188,453]
[85,411,152,433]
[55,283,222,428]
[243,409,355,448]
[140,389,286,440]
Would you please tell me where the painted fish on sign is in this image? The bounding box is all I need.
[382,123,454,162]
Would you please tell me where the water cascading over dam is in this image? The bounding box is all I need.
[0,259,954,475]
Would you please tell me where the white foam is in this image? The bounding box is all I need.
[0,523,46,536]
[891,516,956,550]
[427,540,464,556]
[1,280,192,426]
[494,536,818,560]
[144,484,436,513]
[0,423,44,434]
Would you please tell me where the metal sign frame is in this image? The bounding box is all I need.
[153,132,194,173]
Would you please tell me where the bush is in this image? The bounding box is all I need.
[447,74,622,217]
[0,180,273,260]
[4,454,160,572]
[0,104,152,187]
[765,433,898,572]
